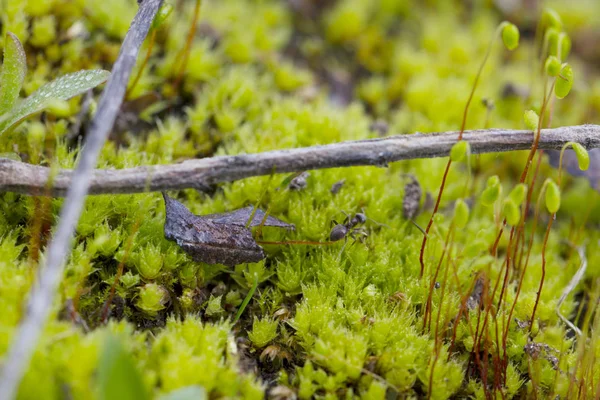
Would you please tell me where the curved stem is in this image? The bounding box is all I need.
[558,141,575,186]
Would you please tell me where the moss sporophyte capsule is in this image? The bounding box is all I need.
[555,64,573,99]
[450,140,470,162]
[453,199,470,229]
[545,56,561,77]
[572,143,590,170]
[524,110,539,131]
[545,180,561,214]
[503,199,521,226]
[501,23,519,51]
[508,184,527,206]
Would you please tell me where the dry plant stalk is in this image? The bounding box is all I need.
[0,124,598,197]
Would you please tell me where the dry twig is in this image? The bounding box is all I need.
[556,245,587,337]
[0,1,163,398]
[0,124,599,197]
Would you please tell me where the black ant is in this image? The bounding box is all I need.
[329,211,369,243]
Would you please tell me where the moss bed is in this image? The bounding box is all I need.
[1,0,600,399]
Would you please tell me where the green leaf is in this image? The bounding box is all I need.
[97,335,150,400]
[152,3,174,30]
[0,32,27,115]
[158,386,207,400]
[0,69,110,136]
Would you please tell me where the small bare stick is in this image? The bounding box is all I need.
[1,125,599,197]
[556,245,587,337]
[173,0,201,89]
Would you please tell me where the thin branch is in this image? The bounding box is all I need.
[0,124,599,197]
[0,1,163,399]
[556,245,587,337]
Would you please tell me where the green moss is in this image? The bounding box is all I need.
[30,15,57,48]
[248,317,278,348]
[1,0,600,398]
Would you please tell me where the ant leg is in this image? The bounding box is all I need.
[336,210,351,225]
[368,215,391,228]
[349,228,369,243]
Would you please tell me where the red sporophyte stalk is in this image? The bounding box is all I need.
[423,223,453,331]
[419,23,513,279]
[173,0,202,90]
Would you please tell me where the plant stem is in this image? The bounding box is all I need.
[173,0,201,90]
[233,274,258,324]
[1,125,598,197]
[419,160,452,278]
[420,23,519,279]
[423,222,453,332]
[531,214,554,327]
